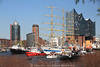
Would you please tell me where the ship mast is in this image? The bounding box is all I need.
[62,8,65,46]
[41,7,66,47]
[44,6,56,47]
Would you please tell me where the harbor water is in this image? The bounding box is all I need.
[0,50,100,67]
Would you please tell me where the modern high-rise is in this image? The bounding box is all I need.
[26,24,39,47]
[32,24,39,42]
[26,24,46,47]
[66,9,95,47]
[10,21,20,44]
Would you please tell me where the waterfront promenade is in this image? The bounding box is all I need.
[0,50,100,67]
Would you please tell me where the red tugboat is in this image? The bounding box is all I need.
[25,47,46,56]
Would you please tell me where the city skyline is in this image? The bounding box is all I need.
[0,0,99,40]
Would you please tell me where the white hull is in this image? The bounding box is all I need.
[46,55,57,58]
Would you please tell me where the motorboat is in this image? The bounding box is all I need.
[46,55,57,58]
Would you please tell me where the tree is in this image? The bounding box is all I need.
[75,0,95,4]
[97,8,100,15]
[75,0,100,15]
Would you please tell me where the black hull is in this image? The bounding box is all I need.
[93,48,100,50]
[10,49,27,54]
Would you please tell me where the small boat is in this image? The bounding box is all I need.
[46,55,57,58]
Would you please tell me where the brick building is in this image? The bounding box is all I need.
[26,24,46,47]
[0,39,11,47]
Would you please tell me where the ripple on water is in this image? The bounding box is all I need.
[0,51,12,56]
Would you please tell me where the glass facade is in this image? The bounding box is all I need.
[66,9,95,36]
[10,21,20,41]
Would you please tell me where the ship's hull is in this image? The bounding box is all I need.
[93,48,100,50]
[25,52,46,56]
[10,49,27,54]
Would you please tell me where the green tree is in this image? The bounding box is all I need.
[75,0,100,15]
[75,0,95,4]
[97,8,100,15]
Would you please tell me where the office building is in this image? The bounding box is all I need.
[10,21,20,44]
[32,24,39,42]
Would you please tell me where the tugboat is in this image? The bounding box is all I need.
[10,44,27,54]
[25,47,46,56]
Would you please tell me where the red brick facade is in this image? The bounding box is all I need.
[0,39,11,47]
[66,36,95,47]
[38,37,46,45]
[32,24,39,42]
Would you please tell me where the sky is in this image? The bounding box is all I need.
[0,0,99,40]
